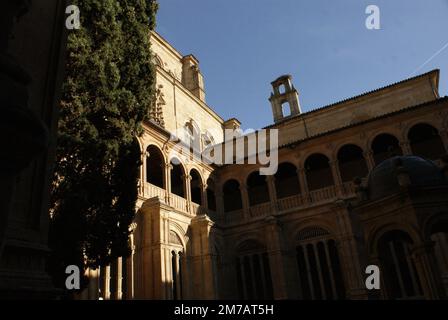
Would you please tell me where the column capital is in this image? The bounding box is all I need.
[165,163,173,170]
[329,160,339,167]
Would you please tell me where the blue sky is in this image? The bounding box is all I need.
[156,0,448,130]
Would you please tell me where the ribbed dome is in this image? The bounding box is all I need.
[367,156,446,200]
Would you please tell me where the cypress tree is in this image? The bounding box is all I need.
[49,0,158,292]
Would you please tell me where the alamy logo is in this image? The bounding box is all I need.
[66,5,81,30]
[169,128,279,175]
[365,265,381,290]
[65,265,81,290]
[365,5,381,30]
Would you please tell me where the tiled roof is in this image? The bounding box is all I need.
[279,96,448,149]
[264,69,440,129]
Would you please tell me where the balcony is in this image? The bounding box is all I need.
[141,181,357,223]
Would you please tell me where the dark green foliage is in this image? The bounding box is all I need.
[49,0,158,291]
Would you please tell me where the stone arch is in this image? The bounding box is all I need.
[146,144,166,188]
[332,139,364,160]
[169,222,187,249]
[246,170,270,206]
[304,153,334,190]
[222,179,242,212]
[288,219,340,245]
[135,136,144,154]
[300,149,333,168]
[189,168,203,205]
[294,224,346,299]
[337,143,369,182]
[170,157,186,198]
[367,223,421,257]
[374,229,423,299]
[296,226,331,241]
[234,238,273,299]
[370,133,403,165]
[422,212,448,241]
[402,119,441,140]
[407,122,446,160]
[153,54,164,68]
[235,238,266,253]
[367,130,401,150]
[274,162,301,198]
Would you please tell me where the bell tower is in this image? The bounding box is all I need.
[269,75,301,123]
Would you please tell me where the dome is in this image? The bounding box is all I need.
[367,156,446,200]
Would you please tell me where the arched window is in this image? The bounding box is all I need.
[206,178,216,211]
[337,144,368,182]
[282,101,291,117]
[247,171,270,206]
[223,179,242,212]
[170,158,185,198]
[372,134,402,165]
[190,169,202,205]
[305,154,334,191]
[153,54,163,68]
[295,228,345,300]
[408,123,446,160]
[378,231,423,299]
[274,162,300,198]
[235,240,273,300]
[146,145,164,189]
[169,231,184,300]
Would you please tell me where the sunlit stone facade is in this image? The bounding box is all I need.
[81,32,448,300]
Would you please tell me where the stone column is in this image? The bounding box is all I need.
[190,215,217,299]
[411,241,444,299]
[116,257,123,300]
[264,216,290,299]
[363,150,375,172]
[297,167,310,204]
[239,182,250,219]
[202,183,208,211]
[400,140,412,155]
[127,232,136,299]
[184,174,192,212]
[266,175,278,212]
[164,163,172,205]
[136,198,170,299]
[140,151,147,195]
[104,265,111,300]
[330,160,343,197]
[333,201,369,299]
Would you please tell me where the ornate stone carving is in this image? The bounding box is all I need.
[149,84,166,128]
[169,230,183,246]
